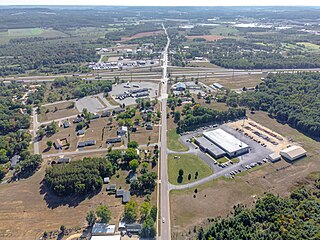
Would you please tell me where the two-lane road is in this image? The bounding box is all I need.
[159,24,171,240]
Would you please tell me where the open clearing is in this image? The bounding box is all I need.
[120,30,164,42]
[170,111,320,239]
[168,154,213,185]
[201,73,264,89]
[167,129,188,152]
[186,35,224,41]
[0,28,68,44]
[39,101,79,122]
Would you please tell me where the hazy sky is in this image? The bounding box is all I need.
[1,0,320,6]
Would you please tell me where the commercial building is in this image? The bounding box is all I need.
[213,83,224,90]
[194,137,225,158]
[171,82,186,91]
[185,81,201,90]
[200,128,249,158]
[280,146,307,161]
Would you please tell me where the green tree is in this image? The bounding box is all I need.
[174,111,181,123]
[150,206,157,221]
[128,141,139,149]
[46,140,53,149]
[96,205,111,224]
[124,200,138,223]
[141,217,156,238]
[124,148,139,162]
[108,150,122,165]
[140,201,151,220]
[86,210,97,226]
[129,159,139,171]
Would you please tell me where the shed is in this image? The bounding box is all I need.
[63,121,70,128]
[56,157,71,164]
[73,117,83,123]
[122,191,131,203]
[116,189,124,197]
[103,177,110,184]
[101,111,111,117]
[77,129,85,136]
[268,153,281,163]
[126,223,142,234]
[106,184,117,191]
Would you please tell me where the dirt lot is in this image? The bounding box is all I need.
[130,125,159,145]
[120,30,164,42]
[170,111,320,239]
[201,74,264,89]
[228,119,292,153]
[39,101,79,122]
[186,35,224,41]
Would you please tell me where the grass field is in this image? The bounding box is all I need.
[209,25,239,36]
[297,42,320,51]
[168,154,213,185]
[39,101,79,122]
[0,28,68,44]
[167,129,188,152]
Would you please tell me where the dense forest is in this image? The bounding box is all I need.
[0,41,98,76]
[45,157,114,196]
[198,174,320,240]
[239,72,320,138]
[177,105,246,132]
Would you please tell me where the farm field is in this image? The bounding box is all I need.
[170,111,320,239]
[0,28,68,44]
[120,30,164,42]
[167,154,213,185]
[186,35,224,41]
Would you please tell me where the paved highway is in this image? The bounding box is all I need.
[159,24,171,240]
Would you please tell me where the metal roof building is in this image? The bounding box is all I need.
[195,137,226,158]
[280,146,307,161]
[203,129,249,158]
[92,223,116,236]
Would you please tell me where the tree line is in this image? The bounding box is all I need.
[44,157,114,196]
[239,72,320,138]
[198,174,320,240]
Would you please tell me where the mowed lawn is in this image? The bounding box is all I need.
[167,129,188,152]
[168,154,213,185]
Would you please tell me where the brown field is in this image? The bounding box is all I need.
[186,35,224,41]
[39,118,119,154]
[170,111,320,239]
[120,30,164,42]
[39,102,79,122]
[201,73,264,89]
[0,159,156,240]
[130,126,160,145]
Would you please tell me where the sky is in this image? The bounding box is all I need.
[0,0,320,6]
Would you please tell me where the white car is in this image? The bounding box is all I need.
[162,218,165,223]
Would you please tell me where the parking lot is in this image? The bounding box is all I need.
[75,93,118,113]
[177,124,272,178]
[109,81,159,106]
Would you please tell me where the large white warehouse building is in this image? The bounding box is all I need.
[201,128,249,158]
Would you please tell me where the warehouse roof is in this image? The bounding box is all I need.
[280,146,306,159]
[195,137,226,156]
[203,129,248,154]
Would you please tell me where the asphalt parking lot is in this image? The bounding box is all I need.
[177,124,272,176]
[75,93,118,113]
[110,81,159,105]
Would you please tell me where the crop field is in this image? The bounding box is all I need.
[186,35,224,41]
[0,28,68,44]
[120,30,164,42]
